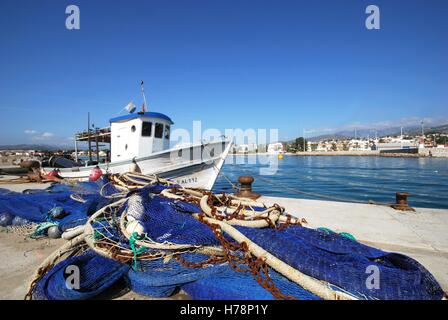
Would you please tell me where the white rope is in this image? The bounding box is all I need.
[194,214,357,301]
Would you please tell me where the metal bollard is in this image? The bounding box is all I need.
[391,192,415,212]
[235,176,261,200]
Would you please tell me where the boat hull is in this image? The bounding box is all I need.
[43,139,232,190]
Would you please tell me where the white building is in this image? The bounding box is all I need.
[376,140,418,151]
[236,144,249,153]
[267,142,284,154]
[348,139,370,151]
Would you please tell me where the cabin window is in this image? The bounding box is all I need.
[142,122,152,137]
[155,123,164,138]
[165,125,170,139]
[131,125,136,133]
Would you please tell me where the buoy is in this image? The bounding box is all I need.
[278,154,284,160]
[89,166,103,182]
[47,225,62,239]
[126,194,146,221]
[0,212,14,227]
[12,216,30,226]
[47,169,61,178]
[126,220,145,237]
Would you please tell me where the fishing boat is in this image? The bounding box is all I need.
[41,84,232,190]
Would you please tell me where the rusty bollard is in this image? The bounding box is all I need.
[391,192,415,212]
[235,176,261,200]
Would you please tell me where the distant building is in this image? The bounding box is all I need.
[348,139,370,151]
[233,143,257,154]
[257,144,267,153]
[376,141,418,151]
[237,144,249,154]
[267,142,284,154]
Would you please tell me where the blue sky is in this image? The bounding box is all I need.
[0,0,447,146]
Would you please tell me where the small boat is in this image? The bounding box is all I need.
[41,85,232,190]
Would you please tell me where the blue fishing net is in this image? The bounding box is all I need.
[32,250,129,300]
[0,191,105,229]
[126,253,229,297]
[0,177,116,230]
[183,268,322,300]
[126,253,321,300]
[121,193,444,300]
[140,199,218,246]
[0,188,14,196]
[237,226,444,300]
[117,187,217,246]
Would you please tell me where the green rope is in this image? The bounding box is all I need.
[338,232,356,241]
[317,227,356,241]
[129,232,146,271]
[29,222,59,239]
[93,229,103,240]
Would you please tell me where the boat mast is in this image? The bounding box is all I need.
[93,123,100,162]
[74,133,78,163]
[141,80,148,113]
[88,112,92,162]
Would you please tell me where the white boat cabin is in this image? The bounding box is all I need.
[109,112,173,162]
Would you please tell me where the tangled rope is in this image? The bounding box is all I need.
[160,187,355,300]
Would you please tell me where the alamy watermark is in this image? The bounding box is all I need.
[65,265,80,290]
[170,121,281,176]
[365,5,380,30]
[65,5,80,30]
[365,265,380,290]
[65,5,379,31]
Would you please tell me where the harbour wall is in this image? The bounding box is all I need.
[294,150,379,156]
[294,149,448,157]
[418,148,448,158]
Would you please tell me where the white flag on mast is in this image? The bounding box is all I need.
[125,101,136,113]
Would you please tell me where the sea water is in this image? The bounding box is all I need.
[213,155,448,209]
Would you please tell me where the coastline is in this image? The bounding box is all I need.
[229,151,448,158]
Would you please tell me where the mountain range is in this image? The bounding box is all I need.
[305,123,448,142]
[0,144,70,151]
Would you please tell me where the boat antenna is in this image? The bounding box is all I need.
[140,80,148,113]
